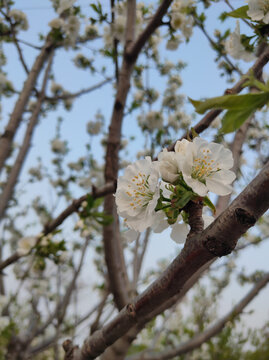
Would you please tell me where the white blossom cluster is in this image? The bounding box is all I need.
[225,0,269,62]
[51,138,68,154]
[103,2,145,47]
[115,137,235,243]
[8,9,29,31]
[0,73,13,94]
[48,0,80,47]
[247,0,269,23]
[170,0,194,40]
[225,21,256,62]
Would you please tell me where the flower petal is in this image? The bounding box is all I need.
[171,222,190,243]
[183,174,208,196]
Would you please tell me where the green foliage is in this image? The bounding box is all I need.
[227,6,250,20]
[89,1,107,23]
[79,195,113,226]
[189,90,269,133]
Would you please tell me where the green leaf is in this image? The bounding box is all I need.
[93,197,104,208]
[85,195,95,210]
[203,196,216,214]
[189,92,269,114]
[221,107,254,134]
[175,190,194,209]
[92,212,114,225]
[227,6,249,19]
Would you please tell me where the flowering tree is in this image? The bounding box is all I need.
[0,0,269,359]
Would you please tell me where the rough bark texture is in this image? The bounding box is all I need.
[103,0,174,311]
[127,272,269,360]
[74,159,269,359]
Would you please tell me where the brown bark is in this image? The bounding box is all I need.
[127,272,269,360]
[0,36,54,173]
[0,53,53,220]
[66,159,269,359]
[103,0,174,311]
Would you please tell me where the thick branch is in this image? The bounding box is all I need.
[73,159,269,359]
[103,0,175,312]
[127,272,269,360]
[102,0,138,311]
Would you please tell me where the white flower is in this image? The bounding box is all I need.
[28,167,42,180]
[0,73,13,93]
[50,81,63,94]
[115,157,160,232]
[84,24,98,39]
[57,0,76,15]
[152,207,214,244]
[0,316,9,330]
[0,295,8,309]
[180,138,236,197]
[171,12,185,30]
[112,15,126,43]
[170,217,190,243]
[63,15,80,46]
[17,236,37,255]
[247,0,269,23]
[161,60,174,75]
[51,139,68,154]
[138,111,163,131]
[87,120,103,135]
[158,149,179,183]
[225,21,256,62]
[158,139,190,183]
[166,35,182,50]
[8,9,28,30]
[48,18,65,29]
[68,161,83,171]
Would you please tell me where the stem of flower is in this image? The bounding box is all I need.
[185,200,204,239]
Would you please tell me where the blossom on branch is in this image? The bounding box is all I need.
[116,137,235,244]
[115,157,160,232]
[180,137,236,196]
[57,0,76,15]
[225,21,256,62]
[247,0,269,24]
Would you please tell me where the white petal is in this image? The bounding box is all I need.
[209,169,236,184]
[123,229,139,243]
[206,177,233,196]
[152,210,169,233]
[183,175,208,196]
[171,222,190,243]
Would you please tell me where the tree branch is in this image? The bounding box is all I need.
[0,52,54,220]
[164,45,269,152]
[127,272,269,360]
[44,78,112,102]
[67,160,269,359]
[0,35,55,173]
